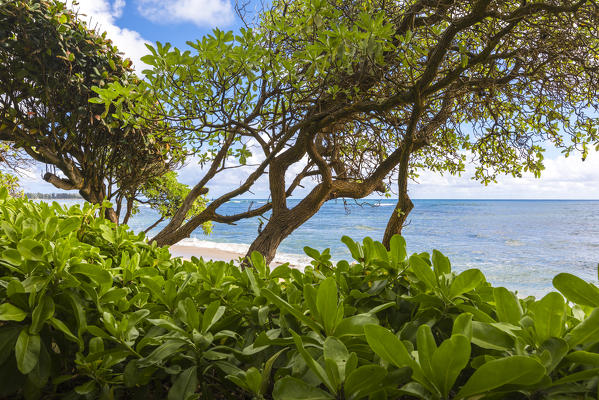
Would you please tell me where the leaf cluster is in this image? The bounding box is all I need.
[0,191,599,399]
[0,0,183,211]
[138,172,211,233]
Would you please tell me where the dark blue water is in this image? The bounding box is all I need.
[59,199,599,296]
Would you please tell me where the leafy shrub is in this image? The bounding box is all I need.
[0,189,599,399]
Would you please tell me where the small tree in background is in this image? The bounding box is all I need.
[0,0,200,224]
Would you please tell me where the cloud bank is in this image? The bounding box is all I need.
[411,151,599,199]
[65,0,150,69]
[136,0,234,27]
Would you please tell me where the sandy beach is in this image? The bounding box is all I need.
[169,244,246,263]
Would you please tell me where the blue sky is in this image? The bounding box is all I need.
[19,0,599,199]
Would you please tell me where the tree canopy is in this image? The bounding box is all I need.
[0,0,195,224]
[97,0,598,261]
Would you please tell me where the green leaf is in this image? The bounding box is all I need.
[48,318,80,344]
[273,376,334,400]
[456,356,546,399]
[304,246,321,260]
[138,341,185,367]
[566,350,599,366]
[343,365,387,400]
[471,321,514,351]
[1,221,18,242]
[341,236,363,261]
[262,289,321,332]
[409,254,437,289]
[566,307,599,347]
[416,324,437,383]
[74,380,96,395]
[323,337,349,384]
[244,367,262,395]
[431,249,450,276]
[493,287,523,325]
[553,273,599,307]
[539,337,568,373]
[70,263,112,287]
[389,235,407,267]
[532,292,565,343]
[261,349,287,395]
[0,303,28,322]
[17,239,44,261]
[290,330,334,393]
[317,277,339,335]
[333,314,378,337]
[551,367,599,386]
[148,318,186,334]
[168,366,198,400]
[431,334,470,399]
[2,249,23,267]
[58,216,81,235]
[202,301,225,333]
[364,324,430,388]
[15,328,41,374]
[250,251,267,278]
[30,296,55,334]
[245,269,261,298]
[449,269,484,299]
[452,313,473,340]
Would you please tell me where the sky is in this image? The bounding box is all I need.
[18,0,599,199]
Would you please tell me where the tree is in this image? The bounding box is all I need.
[0,142,30,197]
[135,172,211,235]
[99,0,599,263]
[0,0,186,223]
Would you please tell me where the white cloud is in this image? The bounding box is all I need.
[136,0,234,27]
[410,151,599,199]
[66,0,150,69]
[22,150,599,199]
[175,147,599,200]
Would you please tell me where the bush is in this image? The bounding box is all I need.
[0,189,598,399]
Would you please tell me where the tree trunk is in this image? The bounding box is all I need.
[245,219,288,266]
[382,191,413,248]
[78,185,119,224]
[382,145,413,249]
[246,186,329,266]
[151,186,209,245]
[104,207,119,224]
[122,198,134,225]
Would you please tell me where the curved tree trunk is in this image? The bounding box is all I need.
[79,184,119,224]
[245,220,288,266]
[246,185,330,266]
[246,209,319,266]
[382,191,413,248]
[152,221,200,247]
[382,144,413,249]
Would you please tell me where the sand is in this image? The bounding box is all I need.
[169,244,246,263]
[168,244,305,269]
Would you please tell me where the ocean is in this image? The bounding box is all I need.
[55,199,599,297]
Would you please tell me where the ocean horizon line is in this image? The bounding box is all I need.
[218,197,599,201]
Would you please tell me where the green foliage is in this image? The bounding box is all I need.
[1,191,599,398]
[0,171,22,198]
[0,0,182,216]
[138,172,211,233]
[90,0,599,252]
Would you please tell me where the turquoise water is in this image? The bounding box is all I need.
[57,199,599,296]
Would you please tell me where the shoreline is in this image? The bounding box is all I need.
[168,238,313,267]
[169,244,246,263]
